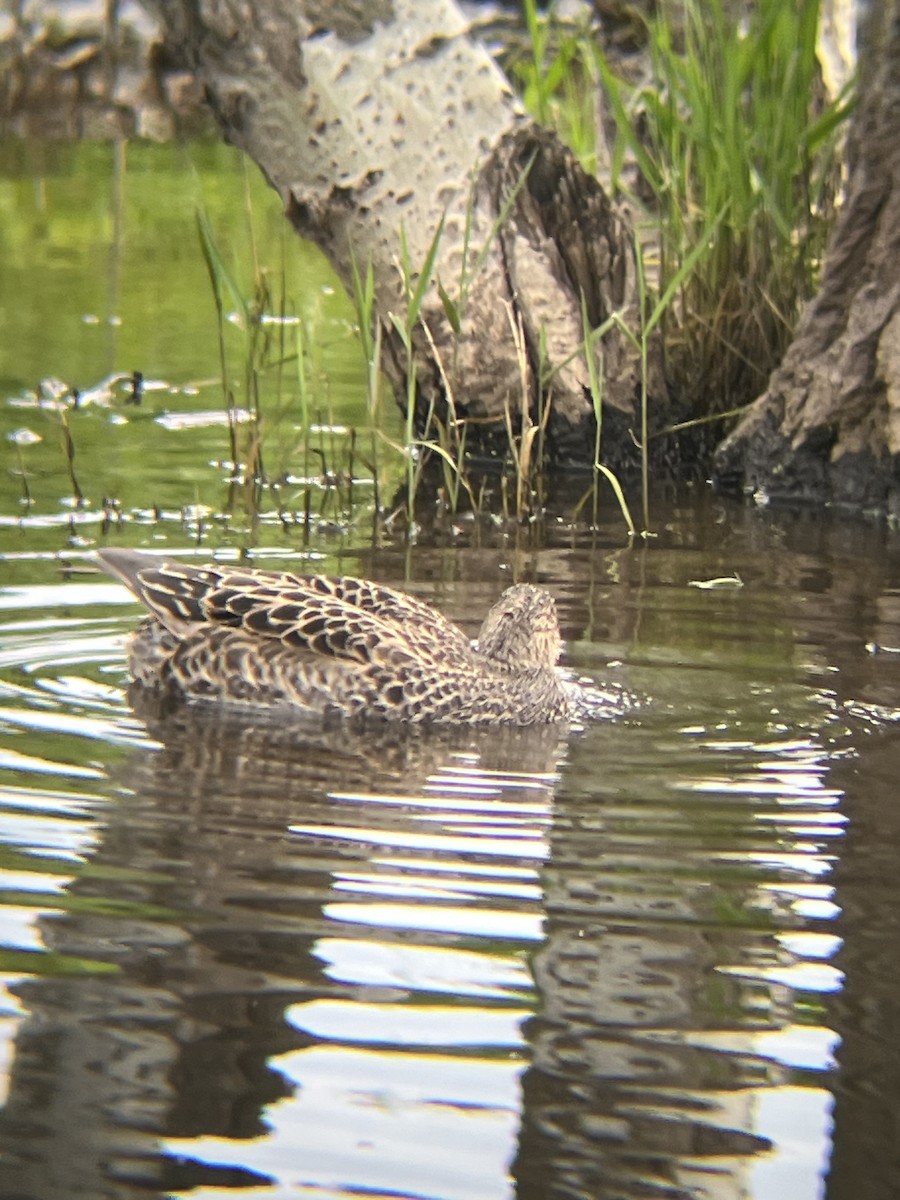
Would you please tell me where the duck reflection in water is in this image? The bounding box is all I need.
[0,689,568,1198]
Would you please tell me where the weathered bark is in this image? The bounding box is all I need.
[713,0,900,514]
[147,0,666,466]
[0,1,208,140]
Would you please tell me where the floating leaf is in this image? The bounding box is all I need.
[688,574,744,589]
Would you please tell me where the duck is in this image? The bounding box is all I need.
[97,548,572,725]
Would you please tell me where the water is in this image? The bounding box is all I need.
[3,138,900,1200]
[2,501,899,1200]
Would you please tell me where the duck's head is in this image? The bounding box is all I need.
[476,584,562,670]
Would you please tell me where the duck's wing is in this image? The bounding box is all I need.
[308,576,471,656]
[97,549,469,668]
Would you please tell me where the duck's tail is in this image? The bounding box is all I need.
[96,547,160,597]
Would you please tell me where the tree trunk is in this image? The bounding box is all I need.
[147,0,667,467]
[713,0,900,515]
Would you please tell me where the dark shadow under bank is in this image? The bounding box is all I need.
[713,402,900,522]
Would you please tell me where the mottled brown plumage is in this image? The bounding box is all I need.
[97,549,571,725]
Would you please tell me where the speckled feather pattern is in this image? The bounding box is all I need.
[98,549,571,725]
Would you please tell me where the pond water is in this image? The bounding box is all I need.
[2,138,900,1200]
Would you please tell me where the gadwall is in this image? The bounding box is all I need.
[97,548,571,725]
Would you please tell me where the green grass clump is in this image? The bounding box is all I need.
[513,0,601,174]
[604,0,852,416]
[196,197,390,530]
[517,0,854,428]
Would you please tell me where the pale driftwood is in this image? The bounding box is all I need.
[714,0,900,514]
[147,0,665,465]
